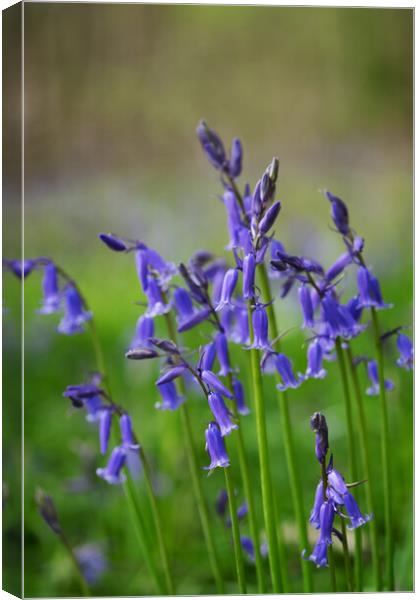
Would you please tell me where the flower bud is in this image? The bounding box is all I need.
[98,233,127,252]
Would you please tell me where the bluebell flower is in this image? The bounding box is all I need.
[156,365,187,386]
[305,499,335,568]
[225,499,249,529]
[242,183,253,216]
[98,232,127,252]
[242,253,256,300]
[96,446,127,484]
[274,353,303,391]
[258,201,281,235]
[216,489,228,516]
[63,383,103,408]
[238,228,254,256]
[199,342,217,372]
[204,422,230,470]
[99,408,113,455]
[357,266,391,310]
[310,412,329,463]
[145,247,176,283]
[325,191,350,236]
[223,190,243,250]
[346,296,363,322]
[177,307,211,333]
[321,292,365,340]
[120,414,139,449]
[231,306,250,345]
[145,276,171,317]
[135,247,149,291]
[120,413,141,479]
[327,468,372,530]
[255,237,271,264]
[212,268,226,305]
[305,340,327,380]
[251,180,262,217]
[38,262,60,314]
[396,333,413,370]
[232,377,250,416]
[130,315,154,349]
[207,391,238,436]
[309,480,324,529]
[298,285,315,328]
[57,285,92,335]
[325,252,352,282]
[215,268,238,312]
[215,332,232,376]
[240,536,255,562]
[174,287,194,323]
[6,258,37,279]
[366,360,394,396]
[229,138,243,178]
[201,370,234,399]
[74,543,108,586]
[155,381,184,410]
[126,347,159,360]
[249,304,271,350]
[196,120,226,171]
[84,396,104,423]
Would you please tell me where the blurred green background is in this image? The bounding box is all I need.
[3,4,412,596]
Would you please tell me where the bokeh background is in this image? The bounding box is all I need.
[3,4,412,596]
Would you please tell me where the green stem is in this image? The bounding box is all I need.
[59,532,91,596]
[370,308,394,590]
[226,376,266,593]
[224,467,247,593]
[334,338,360,590]
[248,307,282,593]
[346,345,382,590]
[123,476,166,594]
[328,546,337,592]
[163,311,225,594]
[258,263,313,592]
[139,448,175,594]
[340,516,354,592]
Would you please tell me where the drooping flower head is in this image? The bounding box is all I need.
[249,304,271,350]
[207,392,238,437]
[204,422,230,471]
[366,360,394,396]
[396,333,413,370]
[357,266,391,310]
[215,268,238,312]
[155,381,184,411]
[38,262,61,314]
[57,284,92,335]
[130,315,154,349]
[5,258,37,279]
[305,340,327,380]
[274,353,303,392]
[96,446,127,485]
[305,499,335,568]
[298,285,315,329]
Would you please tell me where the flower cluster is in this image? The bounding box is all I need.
[63,373,140,485]
[304,412,372,568]
[4,257,91,334]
